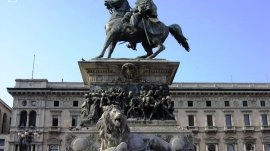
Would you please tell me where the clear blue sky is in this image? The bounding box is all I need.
[1,0,270,107]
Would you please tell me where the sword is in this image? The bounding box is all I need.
[141,17,151,46]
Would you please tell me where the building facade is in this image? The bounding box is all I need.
[0,98,12,151]
[7,79,270,151]
[171,83,270,151]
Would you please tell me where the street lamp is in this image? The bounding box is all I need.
[18,129,40,151]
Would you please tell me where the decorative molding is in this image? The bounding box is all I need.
[259,110,270,113]
[223,110,234,113]
[185,110,198,113]
[205,137,219,143]
[47,138,62,144]
[261,136,270,143]
[50,110,62,114]
[242,136,256,143]
[69,110,81,114]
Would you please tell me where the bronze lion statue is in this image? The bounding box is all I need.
[96,105,176,151]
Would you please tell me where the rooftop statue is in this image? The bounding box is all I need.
[95,0,190,59]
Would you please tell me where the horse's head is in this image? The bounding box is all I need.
[104,0,124,10]
[104,0,112,9]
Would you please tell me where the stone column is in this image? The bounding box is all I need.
[8,144,14,151]
[26,111,29,127]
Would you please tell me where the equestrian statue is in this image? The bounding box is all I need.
[95,0,190,59]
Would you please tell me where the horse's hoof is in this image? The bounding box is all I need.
[146,56,154,59]
[136,55,147,59]
[94,55,103,59]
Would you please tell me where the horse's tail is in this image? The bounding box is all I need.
[168,24,190,52]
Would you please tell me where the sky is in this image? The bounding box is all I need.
[0,0,270,107]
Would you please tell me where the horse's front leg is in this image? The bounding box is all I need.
[95,31,115,59]
[107,41,117,58]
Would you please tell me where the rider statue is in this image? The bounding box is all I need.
[97,0,189,59]
[124,0,161,50]
[130,0,158,27]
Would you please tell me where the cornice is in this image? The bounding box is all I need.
[7,88,88,96]
[170,89,270,96]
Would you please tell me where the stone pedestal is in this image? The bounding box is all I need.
[78,59,180,123]
[78,59,179,85]
[69,59,194,151]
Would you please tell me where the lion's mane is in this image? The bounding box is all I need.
[96,105,130,149]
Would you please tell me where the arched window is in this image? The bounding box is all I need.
[264,143,270,151]
[227,144,235,151]
[29,111,36,127]
[49,144,59,151]
[1,113,7,133]
[245,143,255,151]
[208,144,216,151]
[19,111,27,127]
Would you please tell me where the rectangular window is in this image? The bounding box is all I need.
[71,115,78,127]
[262,114,268,126]
[227,144,235,151]
[206,101,212,107]
[73,101,79,107]
[225,114,232,128]
[225,101,230,107]
[243,101,248,107]
[264,143,270,151]
[54,101,59,107]
[261,101,266,107]
[207,115,213,127]
[244,114,250,126]
[188,115,195,126]
[52,115,59,127]
[188,101,193,107]
[0,139,4,147]
[0,139,4,151]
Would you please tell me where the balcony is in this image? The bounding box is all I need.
[243,126,255,132]
[49,126,61,132]
[224,126,236,133]
[205,126,217,133]
[261,125,270,132]
[187,126,199,133]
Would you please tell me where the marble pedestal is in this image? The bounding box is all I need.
[68,59,194,151]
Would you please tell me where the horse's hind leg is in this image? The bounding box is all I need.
[147,44,165,59]
[107,42,117,58]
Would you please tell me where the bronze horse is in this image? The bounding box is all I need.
[95,0,190,59]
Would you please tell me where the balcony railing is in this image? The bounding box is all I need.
[187,126,199,133]
[205,126,217,133]
[243,126,255,132]
[224,126,236,132]
[261,125,270,131]
[49,126,61,132]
